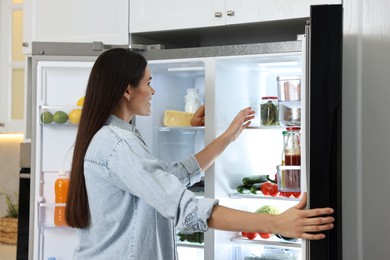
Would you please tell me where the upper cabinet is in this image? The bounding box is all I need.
[130,0,342,33]
[23,0,129,54]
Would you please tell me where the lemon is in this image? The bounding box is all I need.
[53,111,68,124]
[68,109,82,125]
[77,96,85,106]
[40,111,53,124]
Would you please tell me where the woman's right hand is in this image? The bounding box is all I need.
[273,193,335,240]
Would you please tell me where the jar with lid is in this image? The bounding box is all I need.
[184,88,202,113]
[260,96,279,126]
[284,127,301,166]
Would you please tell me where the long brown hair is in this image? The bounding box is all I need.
[65,48,147,228]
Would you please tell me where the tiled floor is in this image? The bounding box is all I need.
[0,243,16,260]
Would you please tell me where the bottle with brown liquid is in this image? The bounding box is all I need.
[283,127,301,190]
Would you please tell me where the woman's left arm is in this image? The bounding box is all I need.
[195,107,255,172]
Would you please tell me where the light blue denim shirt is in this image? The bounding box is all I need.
[73,114,218,260]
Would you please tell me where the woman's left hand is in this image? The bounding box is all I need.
[224,107,255,142]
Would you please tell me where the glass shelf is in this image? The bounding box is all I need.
[157,126,205,132]
[232,236,301,248]
[230,192,300,201]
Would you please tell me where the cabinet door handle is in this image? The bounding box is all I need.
[227,10,235,16]
[214,12,223,18]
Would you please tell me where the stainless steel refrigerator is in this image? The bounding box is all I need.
[28,5,342,260]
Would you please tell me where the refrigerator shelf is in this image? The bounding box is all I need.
[157,126,205,132]
[231,236,301,248]
[230,193,300,201]
[177,241,204,248]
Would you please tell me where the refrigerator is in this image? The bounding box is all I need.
[28,5,342,260]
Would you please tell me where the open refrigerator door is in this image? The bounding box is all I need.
[30,56,98,260]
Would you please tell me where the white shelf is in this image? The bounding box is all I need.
[232,236,301,248]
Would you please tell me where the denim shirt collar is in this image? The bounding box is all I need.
[105,114,140,135]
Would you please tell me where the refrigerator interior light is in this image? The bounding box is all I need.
[167,66,205,72]
[257,61,299,67]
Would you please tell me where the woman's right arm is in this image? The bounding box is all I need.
[207,193,334,240]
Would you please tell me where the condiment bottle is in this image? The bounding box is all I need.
[283,127,301,191]
[284,127,301,166]
[54,171,70,226]
[281,130,288,165]
[260,96,279,126]
[184,88,202,113]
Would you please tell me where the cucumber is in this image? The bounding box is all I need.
[250,183,263,194]
[236,184,251,193]
[242,175,269,186]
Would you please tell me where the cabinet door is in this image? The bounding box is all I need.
[226,0,342,25]
[130,0,225,33]
[23,0,128,54]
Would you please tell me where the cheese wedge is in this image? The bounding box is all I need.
[163,110,194,127]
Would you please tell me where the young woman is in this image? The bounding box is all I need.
[66,48,334,259]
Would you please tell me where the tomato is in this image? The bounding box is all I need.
[260,182,272,196]
[242,232,258,240]
[259,233,272,239]
[293,192,301,198]
[284,192,293,198]
[269,184,279,197]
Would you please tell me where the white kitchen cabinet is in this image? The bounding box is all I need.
[0,0,26,133]
[23,0,129,54]
[130,0,341,33]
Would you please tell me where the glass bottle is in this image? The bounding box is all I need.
[281,130,288,165]
[284,127,301,166]
[282,127,301,191]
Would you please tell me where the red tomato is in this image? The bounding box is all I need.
[242,232,258,240]
[260,182,272,196]
[284,192,293,198]
[259,233,272,239]
[293,192,301,198]
[269,184,279,197]
[245,232,258,240]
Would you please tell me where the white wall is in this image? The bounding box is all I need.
[342,0,390,259]
[0,135,23,217]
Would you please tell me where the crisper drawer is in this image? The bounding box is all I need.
[232,238,301,260]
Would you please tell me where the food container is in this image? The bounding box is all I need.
[279,101,301,126]
[276,165,301,192]
[260,96,279,126]
[277,75,301,101]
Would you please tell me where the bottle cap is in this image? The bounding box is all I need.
[58,171,69,178]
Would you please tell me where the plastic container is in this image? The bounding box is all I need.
[260,96,279,126]
[279,101,301,126]
[277,75,301,101]
[54,171,70,226]
[184,88,202,113]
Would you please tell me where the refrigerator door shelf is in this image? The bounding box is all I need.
[37,202,70,229]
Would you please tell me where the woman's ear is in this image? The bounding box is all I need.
[124,85,131,101]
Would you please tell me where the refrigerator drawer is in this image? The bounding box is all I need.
[232,238,301,260]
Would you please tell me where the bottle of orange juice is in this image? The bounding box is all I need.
[54,171,70,226]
